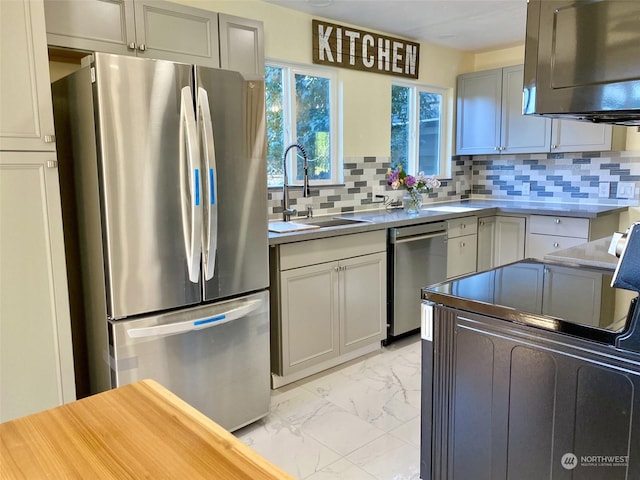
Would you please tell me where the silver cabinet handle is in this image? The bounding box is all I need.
[553,242,559,248]
[555,218,561,224]
[494,146,500,151]
[460,241,466,248]
[552,144,558,149]
[128,42,136,50]
[138,44,147,52]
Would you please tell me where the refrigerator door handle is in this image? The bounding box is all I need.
[197,87,218,281]
[126,298,262,338]
[179,86,202,283]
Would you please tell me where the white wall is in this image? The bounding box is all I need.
[175,0,474,157]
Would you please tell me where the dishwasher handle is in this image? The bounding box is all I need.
[392,230,447,244]
[126,299,261,339]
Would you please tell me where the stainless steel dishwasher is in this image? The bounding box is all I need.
[387,222,447,343]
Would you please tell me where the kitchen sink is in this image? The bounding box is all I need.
[269,217,370,233]
[300,217,369,228]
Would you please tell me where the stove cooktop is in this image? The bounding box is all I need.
[422,259,639,347]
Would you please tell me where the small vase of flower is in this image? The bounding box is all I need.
[386,166,441,215]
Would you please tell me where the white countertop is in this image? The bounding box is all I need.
[268,199,627,245]
[544,236,619,270]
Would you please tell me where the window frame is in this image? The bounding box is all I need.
[391,81,453,179]
[265,60,340,187]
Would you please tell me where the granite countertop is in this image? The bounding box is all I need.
[268,199,628,245]
[544,236,619,270]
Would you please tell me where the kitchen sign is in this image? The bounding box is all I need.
[312,19,420,79]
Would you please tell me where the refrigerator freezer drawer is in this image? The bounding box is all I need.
[109,290,270,432]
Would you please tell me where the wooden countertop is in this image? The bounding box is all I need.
[0,379,293,479]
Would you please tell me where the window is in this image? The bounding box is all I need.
[390,83,452,178]
[265,63,338,188]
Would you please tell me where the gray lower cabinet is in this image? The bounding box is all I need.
[423,307,640,480]
[270,231,386,387]
[447,216,477,278]
[527,213,619,259]
[44,0,263,73]
[477,215,526,271]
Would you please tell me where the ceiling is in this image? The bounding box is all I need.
[262,0,528,52]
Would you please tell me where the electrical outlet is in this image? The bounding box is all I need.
[522,182,530,195]
[598,182,610,198]
[618,182,635,199]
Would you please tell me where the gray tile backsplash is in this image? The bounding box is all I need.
[267,151,640,219]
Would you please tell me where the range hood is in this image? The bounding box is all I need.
[523,0,640,126]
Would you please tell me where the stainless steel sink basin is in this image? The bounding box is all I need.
[300,218,368,228]
[269,217,370,233]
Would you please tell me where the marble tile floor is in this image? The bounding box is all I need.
[234,334,422,480]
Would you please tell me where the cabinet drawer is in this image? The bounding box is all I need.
[447,216,478,238]
[527,234,587,259]
[529,215,589,238]
[447,234,478,278]
[279,230,386,270]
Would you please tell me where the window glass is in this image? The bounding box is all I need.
[265,63,337,187]
[295,74,331,181]
[391,85,410,172]
[390,83,451,178]
[265,65,285,187]
[418,91,443,175]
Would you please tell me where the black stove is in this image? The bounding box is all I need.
[422,258,640,352]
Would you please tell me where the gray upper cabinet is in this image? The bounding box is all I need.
[1,0,57,151]
[456,65,551,155]
[218,14,264,78]
[457,65,627,156]
[456,68,502,155]
[550,119,625,153]
[44,0,220,68]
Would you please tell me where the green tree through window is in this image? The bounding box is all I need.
[265,64,337,187]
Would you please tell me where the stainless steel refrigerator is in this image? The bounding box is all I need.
[53,53,269,431]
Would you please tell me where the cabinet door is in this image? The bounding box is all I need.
[133,0,219,67]
[1,0,56,151]
[494,216,526,266]
[218,14,264,78]
[280,262,339,374]
[550,119,613,153]
[542,265,601,326]
[501,66,551,154]
[0,151,75,421]
[447,234,478,278]
[455,69,502,155]
[340,252,386,354]
[44,0,136,55]
[477,217,496,271]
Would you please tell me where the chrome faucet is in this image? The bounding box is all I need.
[282,143,310,221]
